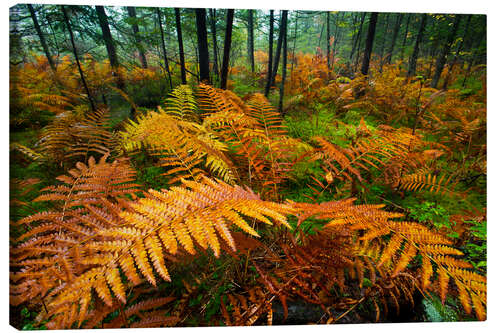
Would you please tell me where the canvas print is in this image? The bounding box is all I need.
[9,3,486,329]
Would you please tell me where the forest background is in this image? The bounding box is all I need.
[3,0,498,331]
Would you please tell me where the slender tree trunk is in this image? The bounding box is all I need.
[279,11,288,114]
[354,13,367,71]
[270,11,287,88]
[326,12,331,69]
[209,9,220,81]
[95,6,124,90]
[443,15,471,90]
[378,14,389,70]
[247,10,255,72]
[349,13,363,61]
[399,14,411,61]
[28,4,56,72]
[361,12,378,76]
[174,8,187,84]
[462,19,485,88]
[264,10,274,96]
[431,15,462,88]
[196,8,211,83]
[332,13,345,59]
[127,7,147,68]
[220,9,234,90]
[407,14,428,79]
[61,5,96,112]
[386,13,403,65]
[290,12,299,79]
[156,8,173,89]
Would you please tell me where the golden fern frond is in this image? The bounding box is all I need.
[12,164,294,328]
[164,84,199,121]
[10,143,45,162]
[120,108,237,184]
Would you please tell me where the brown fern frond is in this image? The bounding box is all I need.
[38,108,116,164]
[398,172,458,196]
[12,165,294,328]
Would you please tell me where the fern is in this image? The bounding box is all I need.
[121,104,237,184]
[398,172,458,196]
[38,108,116,164]
[11,156,295,328]
[308,200,487,320]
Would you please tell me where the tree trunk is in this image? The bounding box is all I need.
[386,13,403,65]
[353,13,367,72]
[156,8,173,89]
[462,18,485,88]
[195,8,211,84]
[407,14,427,79]
[220,9,234,90]
[290,12,299,79]
[209,9,220,81]
[332,13,345,60]
[431,15,462,88]
[264,10,275,97]
[270,11,287,88]
[350,12,366,70]
[127,7,148,69]
[378,14,390,70]
[28,4,56,72]
[326,12,331,69]
[279,11,288,114]
[247,10,255,72]
[95,6,124,90]
[399,14,411,61]
[61,5,96,112]
[174,8,187,84]
[361,12,378,76]
[443,14,471,90]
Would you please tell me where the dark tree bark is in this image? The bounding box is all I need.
[462,18,485,88]
[407,14,427,79]
[156,8,173,89]
[353,13,367,71]
[195,8,211,83]
[61,5,96,112]
[127,7,148,69]
[209,9,220,80]
[247,10,255,72]
[290,12,299,77]
[431,15,462,88]
[399,14,411,61]
[350,12,366,69]
[270,11,287,88]
[95,6,124,90]
[174,8,187,84]
[28,4,56,72]
[326,12,331,69]
[220,9,234,90]
[386,13,403,65]
[264,10,274,97]
[95,7,118,69]
[360,12,378,76]
[378,14,390,68]
[279,11,288,114]
[443,15,471,90]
